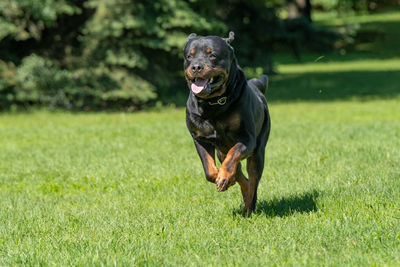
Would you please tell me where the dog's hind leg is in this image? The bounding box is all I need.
[236,163,249,202]
[243,151,265,216]
[243,107,270,216]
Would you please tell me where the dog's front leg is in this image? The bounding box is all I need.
[216,141,254,192]
[194,139,219,183]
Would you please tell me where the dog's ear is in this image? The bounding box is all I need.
[187,33,197,41]
[223,31,235,44]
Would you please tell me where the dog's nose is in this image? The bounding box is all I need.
[192,64,204,73]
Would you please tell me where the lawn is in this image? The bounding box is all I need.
[1,11,400,266]
[1,99,399,265]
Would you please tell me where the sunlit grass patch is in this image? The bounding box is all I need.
[0,101,399,265]
[277,58,400,73]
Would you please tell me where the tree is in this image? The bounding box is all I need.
[0,0,339,110]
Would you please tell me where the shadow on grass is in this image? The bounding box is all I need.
[233,190,319,218]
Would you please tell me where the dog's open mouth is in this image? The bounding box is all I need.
[190,75,225,95]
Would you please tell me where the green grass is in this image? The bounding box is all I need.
[0,100,399,265]
[1,10,400,266]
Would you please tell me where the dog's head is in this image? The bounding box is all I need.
[183,32,235,99]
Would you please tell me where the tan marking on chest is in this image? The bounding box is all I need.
[225,112,241,131]
[193,129,201,137]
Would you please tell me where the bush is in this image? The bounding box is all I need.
[0,0,340,111]
[0,54,156,110]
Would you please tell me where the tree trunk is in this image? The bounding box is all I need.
[287,0,312,22]
[296,0,312,22]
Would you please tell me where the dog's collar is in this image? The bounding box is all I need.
[199,96,227,106]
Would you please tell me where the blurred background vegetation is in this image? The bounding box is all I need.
[0,0,399,111]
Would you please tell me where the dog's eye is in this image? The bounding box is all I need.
[209,54,217,60]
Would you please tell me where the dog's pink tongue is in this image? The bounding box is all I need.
[191,80,208,94]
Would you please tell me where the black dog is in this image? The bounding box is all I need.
[184,32,271,216]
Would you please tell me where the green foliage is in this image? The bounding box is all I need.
[0,0,79,41]
[0,54,156,110]
[82,0,222,68]
[80,0,225,102]
[0,0,158,110]
[0,0,341,111]
[15,55,71,104]
[0,60,17,108]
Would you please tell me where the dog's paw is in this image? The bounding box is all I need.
[216,172,236,192]
[241,207,251,217]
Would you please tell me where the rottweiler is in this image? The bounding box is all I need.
[184,31,271,216]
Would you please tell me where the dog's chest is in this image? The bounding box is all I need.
[190,114,238,149]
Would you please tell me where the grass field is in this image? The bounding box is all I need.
[1,100,399,265]
[1,11,400,266]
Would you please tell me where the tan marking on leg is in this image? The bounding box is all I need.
[203,151,218,183]
[216,144,242,191]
